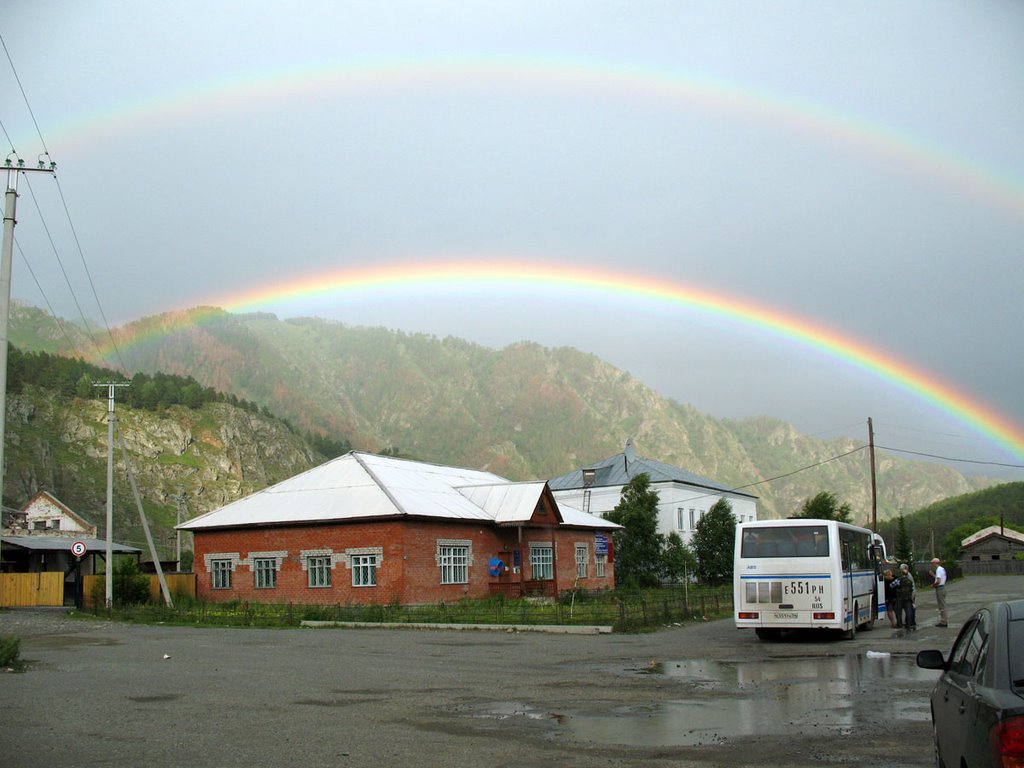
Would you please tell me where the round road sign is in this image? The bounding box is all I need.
[71,541,87,557]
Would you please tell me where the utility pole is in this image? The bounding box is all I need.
[0,155,56,592]
[96,381,129,607]
[175,486,184,569]
[868,417,878,532]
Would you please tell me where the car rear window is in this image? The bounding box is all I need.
[1011,619,1024,690]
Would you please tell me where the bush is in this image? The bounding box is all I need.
[113,558,152,605]
[0,635,20,667]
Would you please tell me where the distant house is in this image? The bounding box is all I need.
[179,451,619,604]
[1,491,140,606]
[959,524,1024,575]
[20,491,97,537]
[548,439,758,542]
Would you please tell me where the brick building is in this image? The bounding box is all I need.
[179,451,618,605]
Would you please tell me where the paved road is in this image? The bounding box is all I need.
[1,575,1018,768]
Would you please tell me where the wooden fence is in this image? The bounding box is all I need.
[81,573,197,608]
[0,572,65,607]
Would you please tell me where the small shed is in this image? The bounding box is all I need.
[958,525,1024,575]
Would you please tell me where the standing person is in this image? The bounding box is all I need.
[883,569,898,628]
[895,563,916,631]
[930,557,948,627]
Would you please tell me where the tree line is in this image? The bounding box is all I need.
[7,346,352,459]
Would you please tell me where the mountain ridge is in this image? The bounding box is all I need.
[9,303,995,522]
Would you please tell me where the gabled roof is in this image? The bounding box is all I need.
[21,490,97,533]
[179,451,619,532]
[961,525,1024,548]
[548,440,756,499]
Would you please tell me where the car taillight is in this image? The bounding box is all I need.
[991,715,1024,768]
[738,612,759,620]
[813,612,835,620]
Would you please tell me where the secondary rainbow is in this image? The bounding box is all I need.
[107,259,1024,462]
[35,55,1024,221]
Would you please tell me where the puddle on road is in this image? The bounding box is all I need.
[475,654,938,747]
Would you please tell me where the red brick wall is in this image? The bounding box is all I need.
[192,520,614,605]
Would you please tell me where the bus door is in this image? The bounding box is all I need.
[841,540,854,629]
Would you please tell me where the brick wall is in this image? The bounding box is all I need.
[193,520,614,605]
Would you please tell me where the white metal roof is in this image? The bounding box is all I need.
[180,451,618,532]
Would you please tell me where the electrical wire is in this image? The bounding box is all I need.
[13,238,82,351]
[1,32,128,372]
[729,445,869,492]
[876,444,1024,470]
[1,33,49,155]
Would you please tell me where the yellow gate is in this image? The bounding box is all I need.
[0,572,65,607]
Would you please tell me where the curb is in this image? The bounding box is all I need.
[300,620,614,634]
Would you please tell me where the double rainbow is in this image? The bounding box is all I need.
[102,259,1024,463]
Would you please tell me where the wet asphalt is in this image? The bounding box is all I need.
[0,574,1018,768]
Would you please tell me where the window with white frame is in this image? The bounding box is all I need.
[689,508,698,529]
[253,557,277,589]
[211,559,232,590]
[677,507,685,530]
[530,544,554,581]
[307,555,332,588]
[438,543,469,584]
[595,553,607,578]
[351,553,377,587]
[575,544,588,578]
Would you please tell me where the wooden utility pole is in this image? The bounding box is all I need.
[868,417,878,532]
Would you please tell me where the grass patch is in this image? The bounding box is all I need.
[0,635,21,670]
[88,586,733,633]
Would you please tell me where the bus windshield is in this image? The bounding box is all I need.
[740,525,830,558]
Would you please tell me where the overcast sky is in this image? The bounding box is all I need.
[3,1,1023,476]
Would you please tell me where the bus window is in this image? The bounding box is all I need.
[741,526,829,558]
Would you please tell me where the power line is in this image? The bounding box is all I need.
[1,33,49,155]
[2,34,128,371]
[730,445,869,493]
[13,238,82,351]
[875,444,1024,470]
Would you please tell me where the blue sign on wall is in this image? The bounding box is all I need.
[595,533,608,556]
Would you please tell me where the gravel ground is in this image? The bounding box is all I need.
[1,574,1018,768]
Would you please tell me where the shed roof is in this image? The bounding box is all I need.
[179,451,619,532]
[0,535,140,554]
[548,440,756,499]
[961,525,1024,548]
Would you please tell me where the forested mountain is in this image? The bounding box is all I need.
[7,303,995,525]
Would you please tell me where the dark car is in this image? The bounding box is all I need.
[916,599,1024,768]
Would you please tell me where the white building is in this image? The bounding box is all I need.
[548,439,758,543]
[18,491,97,537]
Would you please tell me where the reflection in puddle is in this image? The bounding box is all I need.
[475,654,938,747]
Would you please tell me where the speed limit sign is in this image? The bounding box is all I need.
[71,541,87,558]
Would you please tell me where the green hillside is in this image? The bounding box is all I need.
[13,304,997,523]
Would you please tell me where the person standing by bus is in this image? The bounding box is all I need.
[895,563,916,631]
[930,557,948,627]
[883,569,898,628]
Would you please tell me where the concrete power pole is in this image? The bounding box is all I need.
[0,156,56,586]
[96,382,129,607]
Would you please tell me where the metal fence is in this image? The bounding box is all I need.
[90,584,734,632]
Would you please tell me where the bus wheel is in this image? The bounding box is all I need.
[842,604,858,640]
[755,628,781,641]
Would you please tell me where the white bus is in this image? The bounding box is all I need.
[734,518,885,640]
